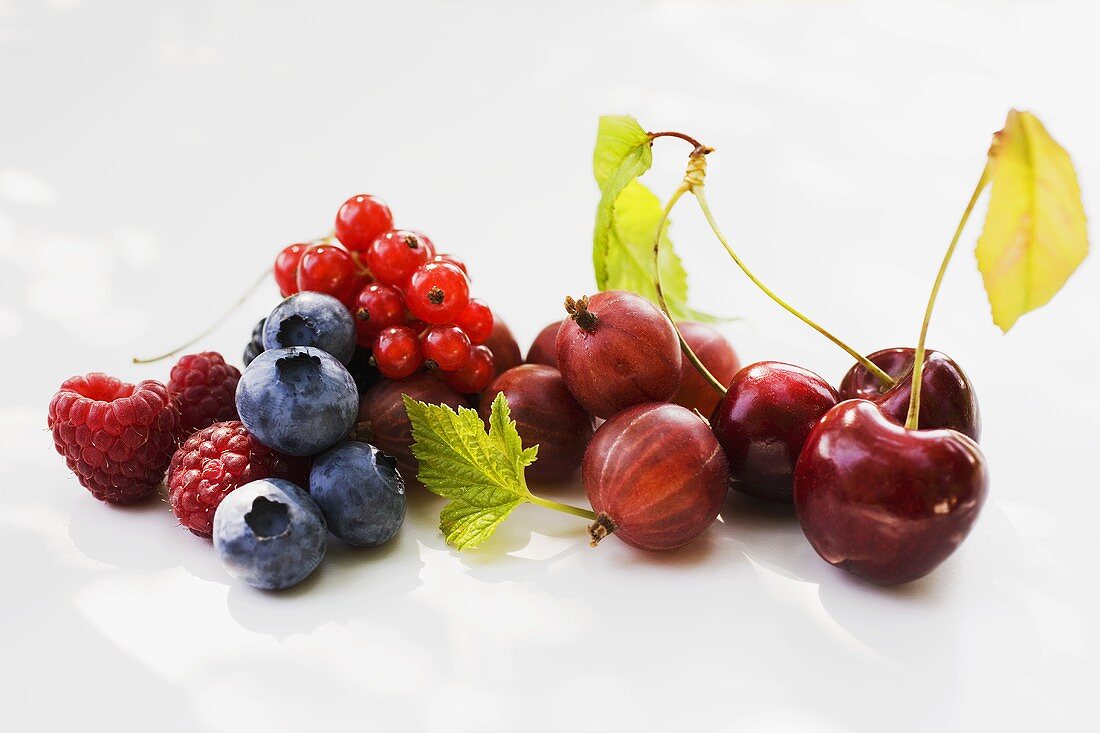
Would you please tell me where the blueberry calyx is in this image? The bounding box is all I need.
[245,496,291,540]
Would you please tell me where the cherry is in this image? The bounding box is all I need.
[710,362,838,503]
[365,230,435,286]
[335,194,394,252]
[794,400,987,585]
[454,298,493,344]
[556,291,681,420]
[437,344,495,394]
[357,374,466,484]
[274,243,307,297]
[483,313,523,375]
[296,244,356,299]
[672,321,741,417]
[421,325,472,371]
[431,253,467,276]
[372,326,423,379]
[839,347,980,441]
[584,403,729,550]
[405,262,470,325]
[525,320,562,368]
[353,283,405,346]
[479,365,594,484]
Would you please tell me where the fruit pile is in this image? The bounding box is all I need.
[270,194,497,391]
[46,108,1088,593]
[48,192,512,590]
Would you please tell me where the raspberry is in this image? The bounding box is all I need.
[48,373,181,504]
[167,352,241,437]
[167,420,311,537]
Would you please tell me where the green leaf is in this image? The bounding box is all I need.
[403,393,536,550]
[604,180,718,322]
[593,115,653,288]
[976,110,1089,331]
[592,114,718,322]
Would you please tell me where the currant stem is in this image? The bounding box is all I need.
[905,163,991,430]
[132,266,273,365]
[528,493,598,521]
[691,185,895,388]
[653,175,727,397]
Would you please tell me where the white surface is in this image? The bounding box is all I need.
[2,1,1099,730]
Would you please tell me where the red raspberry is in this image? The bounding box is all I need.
[167,352,241,437]
[166,421,311,537]
[48,373,181,504]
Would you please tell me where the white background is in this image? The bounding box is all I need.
[2,1,1098,730]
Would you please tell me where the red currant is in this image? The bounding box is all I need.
[405,262,470,325]
[296,244,355,298]
[372,326,423,379]
[454,298,493,344]
[431,253,467,276]
[353,283,406,346]
[335,194,394,252]
[365,230,435,286]
[438,344,495,394]
[422,325,472,371]
[274,243,307,297]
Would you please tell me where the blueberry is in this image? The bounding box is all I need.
[236,346,358,456]
[310,441,406,547]
[243,317,266,367]
[212,478,327,590]
[263,292,356,364]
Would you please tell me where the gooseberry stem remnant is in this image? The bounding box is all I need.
[905,164,991,430]
[649,132,896,389]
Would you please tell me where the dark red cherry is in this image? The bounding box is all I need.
[357,374,466,484]
[794,400,988,585]
[584,403,729,551]
[479,365,594,484]
[482,313,523,376]
[556,291,681,420]
[711,362,839,503]
[839,347,980,441]
[672,321,741,418]
[525,320,562,368]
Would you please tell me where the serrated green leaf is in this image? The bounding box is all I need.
[592,114,718,322]
[976,110,1089,332]
[403,393,536,550]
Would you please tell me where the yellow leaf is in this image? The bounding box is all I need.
[976,110,1089,332]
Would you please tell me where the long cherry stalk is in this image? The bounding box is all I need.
[650,133,896,388]
[652,153,727,397]
[905,164,991,429]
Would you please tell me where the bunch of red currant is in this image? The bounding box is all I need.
[272,194,496,394]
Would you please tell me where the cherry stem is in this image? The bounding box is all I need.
[648,130,711,155]
[905,163,991,430]
[652,166,727,397]
[132,266,273,364]
[527,493,598,521]
[690,182,896,388]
